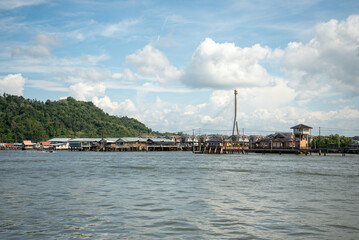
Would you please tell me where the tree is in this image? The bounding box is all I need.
[312,135,354,148]
[0,94,153,142]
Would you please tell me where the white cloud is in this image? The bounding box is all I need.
[33,33,60,46]
[112,68,137,82]
[239,78,296,109]
[92,96,138,117]
[68,19,140,41]
[27,80,68,92]
[80,54,108,65]
[12,33,60,59]
[12,45,52,58]
[92,96,120,115]
[118,99,138,116]
[0,0,47,10]
[66,67,137,86]
[75,68,113,82]
[126,44,184,83]
[304,106,359,121]
[182,38,273,89]
[25,45,52,58]
[87,89,359,136]
[281,15,359,96]
[101,19,140,37]
[69,82,106,101]
[322,98,352,105]
[0,73,26,96]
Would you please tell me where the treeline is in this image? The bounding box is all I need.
[311,135,354,148]
[0,94,152,142]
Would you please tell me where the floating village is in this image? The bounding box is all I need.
[1,90,359,155]
[1,124,359,155]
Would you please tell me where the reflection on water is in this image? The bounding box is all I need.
[0,151,358,239]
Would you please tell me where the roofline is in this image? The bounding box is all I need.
[290,124,313,129]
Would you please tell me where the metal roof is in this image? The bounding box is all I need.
[23,140,32,145]
[69,138,102,142]
[290,124,312,129]
[105,138,120,143]
[148,138,174,142]
[48,138,72,142]
[117,137,148,142]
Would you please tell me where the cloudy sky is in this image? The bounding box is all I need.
[0,0,359,136]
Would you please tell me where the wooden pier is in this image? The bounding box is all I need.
[93,145,180,152]
[198,147,359,155]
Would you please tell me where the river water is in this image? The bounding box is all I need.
[0,151,358,239]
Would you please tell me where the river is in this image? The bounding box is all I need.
[0,151,358,239]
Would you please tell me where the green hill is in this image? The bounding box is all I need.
[0,94,152,142]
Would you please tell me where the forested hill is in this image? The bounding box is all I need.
[0,94,152,142]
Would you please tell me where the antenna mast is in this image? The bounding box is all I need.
[232,89,240,137]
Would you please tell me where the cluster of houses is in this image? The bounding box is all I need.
[0,124,316,153]
[0,136,199,151]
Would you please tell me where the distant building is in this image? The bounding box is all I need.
[180,135,199,148]
[116,137,148,150]
[49,138,71,150]
[249,135,263,149]
[39,141,51,150]
[255,124,312,150]
[291,124,312,149]
[203,135,249,154]
[22,140,35,150]
[69,138,102,151]
[257,132,295,149]
[147,138,176,146]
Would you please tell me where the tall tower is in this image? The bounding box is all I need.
[232,89,240,137]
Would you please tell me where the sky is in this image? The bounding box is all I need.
[0,0,359,136]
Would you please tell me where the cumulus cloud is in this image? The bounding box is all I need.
[281,15,359,96]
[87,89,359,136]
[92,96,120,115]
[0,73,26,96]
[239,78,296,109]
[126,44,184,83]
[303,106,359,122]
[92,96,138,117]
[182,38,273,89]
[69,82,106,101]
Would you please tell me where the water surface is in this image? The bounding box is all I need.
[0,151,358,239]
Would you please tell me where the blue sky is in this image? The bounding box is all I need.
[1,0,359,136]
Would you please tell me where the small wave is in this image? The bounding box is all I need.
[294,171,341,177]
[171,226,200,231]
[224,169,252,173]
[328,224,359,231]
[148,207,173,212]
[134,203,155,207]
[232,207,254,212]
[211,219,244,227]
[109,165,156,170]
[144,220,182,228]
